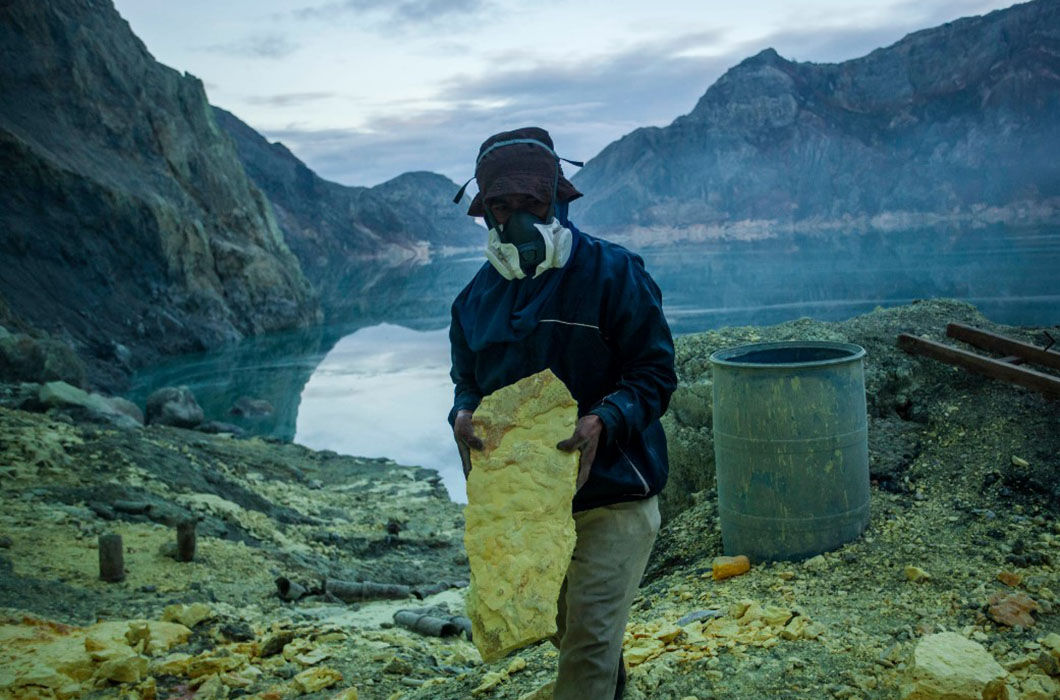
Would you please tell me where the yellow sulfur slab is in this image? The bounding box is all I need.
[464,370,579,663]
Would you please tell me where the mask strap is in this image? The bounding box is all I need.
[452,176,474,205]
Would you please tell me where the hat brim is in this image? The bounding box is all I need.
[467,174,582,217]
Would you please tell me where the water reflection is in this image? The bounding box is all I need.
[127,224,1058,501]
[294,324,463,500]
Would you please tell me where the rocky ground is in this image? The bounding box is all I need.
[1,299,1058,699]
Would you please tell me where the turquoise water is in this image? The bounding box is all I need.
[128,225,1060,501]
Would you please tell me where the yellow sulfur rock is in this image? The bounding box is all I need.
[655,624,684,644]
[1041,633,1060,661]
[151,652,193,675]
[162,603,214,629]
[464,370,579,663]
[625,635,666,666]
[518,681,556,700]
[95,653,147,683]
[472,670,508,696]
[0,616,189,698]
[905,566,932,583]
[332,689,360,700]
[761,605,794,627]
[1019,673,1059,700]
[293,666,343,693]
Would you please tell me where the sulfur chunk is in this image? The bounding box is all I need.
[464,370,579,662]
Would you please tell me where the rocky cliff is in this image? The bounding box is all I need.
[0,0,320,390]
[572,0,1060,241]
[213,108,482,321]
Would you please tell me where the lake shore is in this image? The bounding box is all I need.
[1,298,1058,699]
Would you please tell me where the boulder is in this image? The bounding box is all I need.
[901,632,1008,700]
[145,386,204,428]
[37,381,142,429]
[106,396,144,424]
[230,396,273,417]
[0,332,85,387]
[197,420,247,437]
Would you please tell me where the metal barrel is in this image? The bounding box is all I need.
[709,341,870,562]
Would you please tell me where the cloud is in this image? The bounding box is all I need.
[245,92,338,107]
[295,0,489,26]
[205,33,300,59]
[260,0,1018,186]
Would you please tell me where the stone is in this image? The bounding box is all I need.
[95,654,147,683]
[761,605,794,627]
[332,689,360,700]
[37,382,141,429]
[804,555,827,571]
[712,555,750,580]
[517,682,555,700]
[997,571,1022,587]
[988,592,1038,627]
[1019,674,1058,700]
[1039,633,1060,662]
[293,666,343,693]
[146,386,205,428]
[106,396,145,424]
[193,674,226,699]
[905,566,932,582]
[231,396,274,416]
[464,370,579,662]
[0,333,85,387]
[162,603,214,628]
[901,632,1008,700]
[0,616,188,698]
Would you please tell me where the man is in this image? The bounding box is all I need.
[448,126,676,700]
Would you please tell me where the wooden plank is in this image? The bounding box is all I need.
[947,322,1060,371]
[897,333,1060,398]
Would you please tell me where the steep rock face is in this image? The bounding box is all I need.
[572,0,1060,238]
[0,0,319,390]
[213,108,482,321]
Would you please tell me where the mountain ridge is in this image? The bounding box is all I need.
[213,107,483,321]
[570,0,1060,242]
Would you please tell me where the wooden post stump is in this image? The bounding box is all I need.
[176,519,196,562]
[98,534,124,582]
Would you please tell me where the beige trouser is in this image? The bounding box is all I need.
[551,496,661,700]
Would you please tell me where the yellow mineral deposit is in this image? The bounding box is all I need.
[464,370,579,663]
[0,615,190,698]
[622,599,816,670]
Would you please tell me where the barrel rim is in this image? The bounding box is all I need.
[709,340,866,369]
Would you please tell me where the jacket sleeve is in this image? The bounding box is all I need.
[589,255,677,445]
[448,305,484,427]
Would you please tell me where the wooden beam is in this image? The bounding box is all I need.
[947,323,1060,371]
[897,333,1060,398]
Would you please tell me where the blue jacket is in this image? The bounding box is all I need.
[449,219,677,512]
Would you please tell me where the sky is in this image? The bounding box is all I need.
[113,0,1018,188]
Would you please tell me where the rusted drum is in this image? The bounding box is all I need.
[710,341,870,561]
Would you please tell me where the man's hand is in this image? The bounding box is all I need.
[557,414,604,491]
[453,409,483,479]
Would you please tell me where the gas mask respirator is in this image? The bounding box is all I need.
[484,211,572,280]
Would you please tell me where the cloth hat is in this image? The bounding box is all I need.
[467,126,582,217]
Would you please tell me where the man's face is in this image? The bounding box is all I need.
[486,193,550,226]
